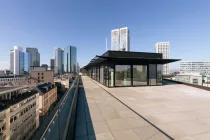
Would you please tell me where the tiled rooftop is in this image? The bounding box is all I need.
[75,76,171,140]
[98,78,210,140]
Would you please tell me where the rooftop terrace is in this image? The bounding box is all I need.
[79,76,210,140]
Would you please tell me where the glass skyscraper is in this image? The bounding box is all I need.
[24,52,31,74]
[55,48,64,74]
[64,46,77,73]
[26,48,40,66]
[19,52,25,75]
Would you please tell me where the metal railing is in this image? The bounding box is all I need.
[38,76,79,140]
[62,76,80,140]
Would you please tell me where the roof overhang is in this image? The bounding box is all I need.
[83,55,180,69]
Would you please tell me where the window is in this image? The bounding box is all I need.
[149,64,157,85]
[115,65,131,86]
[133,65,147,86]
[193,79,198,85]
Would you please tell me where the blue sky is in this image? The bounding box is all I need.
[0,0,210,70]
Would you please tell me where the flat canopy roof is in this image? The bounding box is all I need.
[84,51,180,69]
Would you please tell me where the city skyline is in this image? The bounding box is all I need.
[1,1,210,71]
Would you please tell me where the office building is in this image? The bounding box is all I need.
[29,67,54,85]
[26,48,40,67]
[36,83,57,117]
[111,27,130,51]
[180,61,210,75]
[54,48,64,75]
[10,50,14,74]
[174,73,203,85]
[0,76,30,86]
[64,46,77,73]
[24,52,31,74]
[155,42,170,75]
[10,46,24,75]
[111,29,120,51]
[50,59,55,70]
[77,62,80,74]
[119,27,130,51]
[83,50,179,87]
[0,87,39,140]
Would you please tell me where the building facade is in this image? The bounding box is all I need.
[29,67,54,85]
[24,52,31,74]
[0,76,30,86]
[12,46,24,75]
[155,42,170,75]
[111,27,130,51]
[0,87,39,140]
[119,27,130,51]
[83,51,179,87]
[111,29,120,51]
[50,59,55,71]
[174,73,203,85]
[180,61,210,76]
[10,50,14,74]
[26,48,40,67]
[36,83,57,117]
[64,46,77,73]
[54,48,64,75]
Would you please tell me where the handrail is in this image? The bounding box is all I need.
[39,76,78,140]
[62,76,80,140]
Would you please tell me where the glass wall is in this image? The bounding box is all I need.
[108,66,114,87]
[115,65,131,86]
[55,48,64,74]
[149,64,157,85]
[92,67,96,80]
[96,67,100,82]
[64,46,77,73]
[100,66,104,84]
[104,66,109,86]
[24,52,31,74]
[133,65,147,86]
[19,52,25,75]
[157,64,162,85]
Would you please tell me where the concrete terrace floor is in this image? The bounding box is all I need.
[75,76,170,140]
[95,78,210,140]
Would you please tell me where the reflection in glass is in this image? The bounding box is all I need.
[97,67,100,82]
[149,64,157,85]
[133,65,147,86]
[115,65,131,86]
[157,64,162,85]
[104,66,109,86]
[108,66,114,87]
[100,66,104,84]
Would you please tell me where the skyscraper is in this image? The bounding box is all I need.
[111,29,120,51]
[119,27,130,51]
[10,46,24,75]
[54,48,64,75]
[24,52,31,74]
[155,42,170,75]
[111,27,130,51]
[26,48,40,66]
[10,50,14,74]
[50,59,55,70]
[64,46,77,73]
